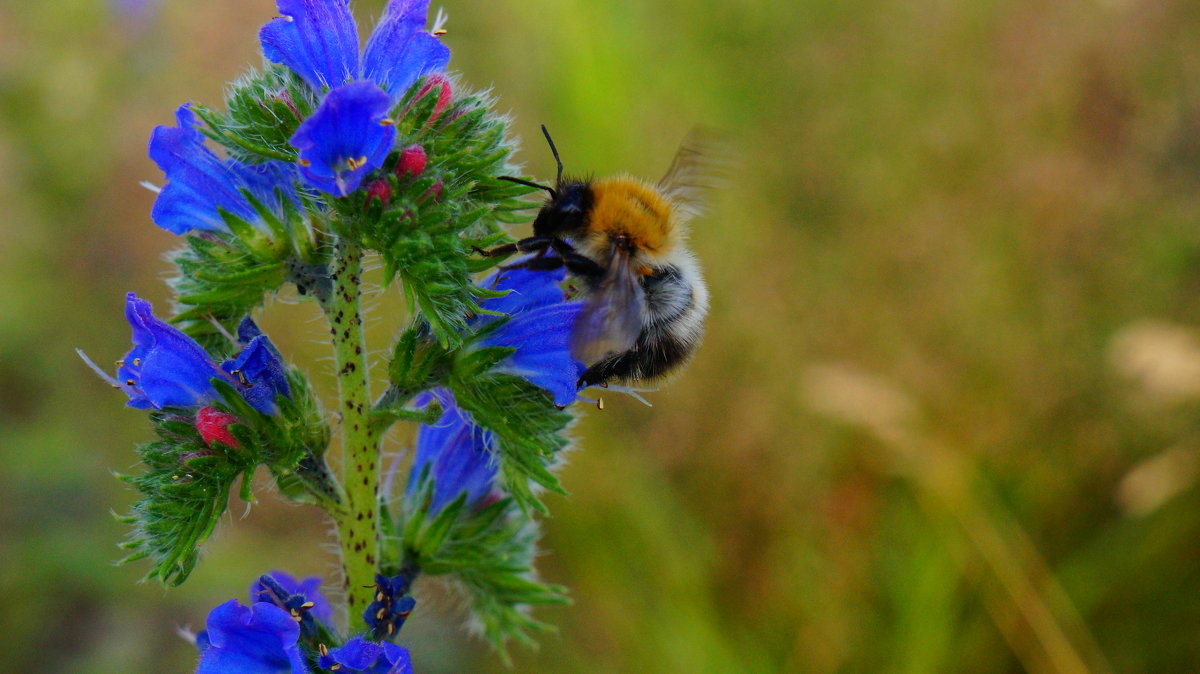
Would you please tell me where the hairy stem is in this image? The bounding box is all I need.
[324,238,379,632]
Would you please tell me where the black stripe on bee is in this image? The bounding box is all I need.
[577,328,695,387]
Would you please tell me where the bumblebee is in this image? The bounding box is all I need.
[480,126,718,388]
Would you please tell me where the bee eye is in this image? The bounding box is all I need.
[559,204,582,214]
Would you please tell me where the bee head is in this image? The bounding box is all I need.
[533,181,593,237]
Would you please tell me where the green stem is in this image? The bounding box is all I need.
[324,238,379,632]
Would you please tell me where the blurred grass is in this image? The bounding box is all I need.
[4,0,1200,671]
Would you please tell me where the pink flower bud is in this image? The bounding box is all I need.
[423,178,444,202]
[394,145,428,178]
[273,88,300,118]
[365,178,393,204]
[196,406,241,449]
[414,74,452,124]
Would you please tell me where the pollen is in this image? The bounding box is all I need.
[379,118,395,126]
[125,378,135,386]
[433,28,447,36]
[133,357,141,366]
[345,156,368,170]
[298,158,312,167]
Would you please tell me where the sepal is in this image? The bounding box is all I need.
[446,373,572,515]
[169,211,328,352]
[392,474,568,659]
[193,64,315,164]
[117,409,257,586]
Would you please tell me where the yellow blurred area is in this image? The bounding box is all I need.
[4,0,1200,671]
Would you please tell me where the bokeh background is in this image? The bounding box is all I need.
[4,0,1200,671]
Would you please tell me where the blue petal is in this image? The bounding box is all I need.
[484,303,584,406]
[148,105,260,234]
[377,643,413,674]
[196,600,306,674]
[119,293,225,409]
[229,160,301,214]
[290,81,396,196]
[361,573,418,640]
[259,0,360,91]
[407,389,498,511]
[478,264,569,319]
[222,335,291,414]
[318,637,384,671]
[236,318,287,362]
[236,316,266,344]
[251,571,333,626]
[361,0,450,99]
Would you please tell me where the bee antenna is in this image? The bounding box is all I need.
[541,124,564,186]
[498,175,558,199]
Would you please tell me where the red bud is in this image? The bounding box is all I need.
[365,179,393,205]
[414,74,452,124]
[196,406,241,448]
[423,178,444,202]
[395,145,428,178]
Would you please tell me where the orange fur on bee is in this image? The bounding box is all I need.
[587,176,676,254]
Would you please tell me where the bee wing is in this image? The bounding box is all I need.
[657,127,732,222]
[571,247,646,365]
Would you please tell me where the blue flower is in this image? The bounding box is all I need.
[250,571,332,640]
[477,264,585,407]
[77,293,227,409]
[259,0,449,99]
[78,295,291,414]
[319,637,413,674]
[290,81,396,196]
[363,573,418,640]
[195,599,307,674]
[407,389,499,513]
[260,0,449,196]
[148,105,298,235]
[223,318,291,415]
[400,266,579,513]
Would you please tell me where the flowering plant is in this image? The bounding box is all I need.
[79,1,623,670]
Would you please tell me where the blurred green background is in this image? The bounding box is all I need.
[4,0,1200,671]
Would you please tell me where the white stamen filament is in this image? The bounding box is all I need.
[431,7,449,34]
[597,383,655,407]
[207,315,240,347]
[76,348,124,388]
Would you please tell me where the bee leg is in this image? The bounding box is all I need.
[499,255,567,273]
[473,236,557,258]
[502,251,605,279]
[560,253,605,280]
[548,238,579,256]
